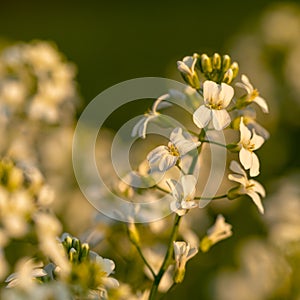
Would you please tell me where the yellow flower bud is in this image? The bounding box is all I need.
[212,53,221,70]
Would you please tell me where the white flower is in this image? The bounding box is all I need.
[228,160,266,214]
[173,241,198,283]
[147,127,200,172]
[131,94,169,139]
[206,215,232,245]
[5,258,47,290]
[238,117,265,177]
[177,56,200,89]
[236,74,269,113]
[166,175,197,216]
[90,252,119,289]
[193,80,234,130]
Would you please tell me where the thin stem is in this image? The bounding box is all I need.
[200,139,227,148]
[155,185,170,194]
[194,194,228,200]
[126,226,156,279]
[135,243,156,278]
[148,214,182,300]
[176,164,186,175]
[188,129,200,136]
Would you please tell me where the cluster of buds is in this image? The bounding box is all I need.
[61,234,90,264]
[177,53,239,89]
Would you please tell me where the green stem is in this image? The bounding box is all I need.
[176,164,186,175]
[200,139,227,148]
[148,214,182,300]
[194,194,227,200]
[135,243,156,278]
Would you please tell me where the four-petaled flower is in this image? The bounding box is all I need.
[173,241,198,283]
[177,55,200,89]
[228,160,266,214]
[238,117,265,177]
[166,175,197,216]
[236,74,269,113]
[200,214,232,252]
[147,127,200,172]
[193,80,234,131]
[131,94,170,139]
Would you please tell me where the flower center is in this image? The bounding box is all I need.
[242,140,255,151]
[168,143,180,157]
[206,98,224,110]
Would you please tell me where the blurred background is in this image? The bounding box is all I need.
[1,0,300,299]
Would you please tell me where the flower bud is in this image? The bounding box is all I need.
[200,54,212,73]
[230,62,239,79]
[127,222,140,246]
[222,55,231,72]
[62,236,73,252]
[212,53,221,70]
[223,68,233,84]
[80,243,90,261]
[69,248,78,262]
[72,238,81,252]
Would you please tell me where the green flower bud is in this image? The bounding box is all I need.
[223,69,233,84]
[80,243,90,261]
[128,222,140,246]
[201,54,213,73]
[212,53,221,70]
[222,55,231,72]
[69,248,79,262]
[230,62,239,79]
[72,238,81,252]
[63,236,73,252]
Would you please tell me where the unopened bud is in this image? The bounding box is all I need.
[128,222,140,246]
[222,55,231,72]
[201,54,212,73]
[80,243,90,261]
[223,69,233,84]
[69,248,78,262]
[72,238,81,252]
[212,53,221,70]
[63,236,73,252]
[230,62,239,79]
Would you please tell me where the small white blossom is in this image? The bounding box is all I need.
[5,258,47,290]
[177,56,197,78]
[228,160,266,214]
[131,94,170,139]
[236,74,269,113]
[206,215,232,245]
[166,175,197,216]
[173,241,198,283]
[238,117,265,177]
[193,80,234,130]
[147,127,200,172]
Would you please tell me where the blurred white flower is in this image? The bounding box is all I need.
[173,241,198,283]
[193,80,234,130]
[147,127,200,171]
[236,74,269,113]
[131,94,169,139]
[5,258,46,290]
[238,118,265,177]
[166,175,197,216]
[228,161,265,214]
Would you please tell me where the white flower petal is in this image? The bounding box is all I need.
[253,96,269,113]
[193,105,212,129]
[251,130,265,150]
[212,109,231,130]
[229,161,247,177]
[181,175,197,199]
[228,173,247,186]
[239,118,252,141]
[247,191,264,214]
[249,179,266,197]
[219,83,234,108]
[203,81,217,104]
[239,147,252,170]
[249,152,260,177]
